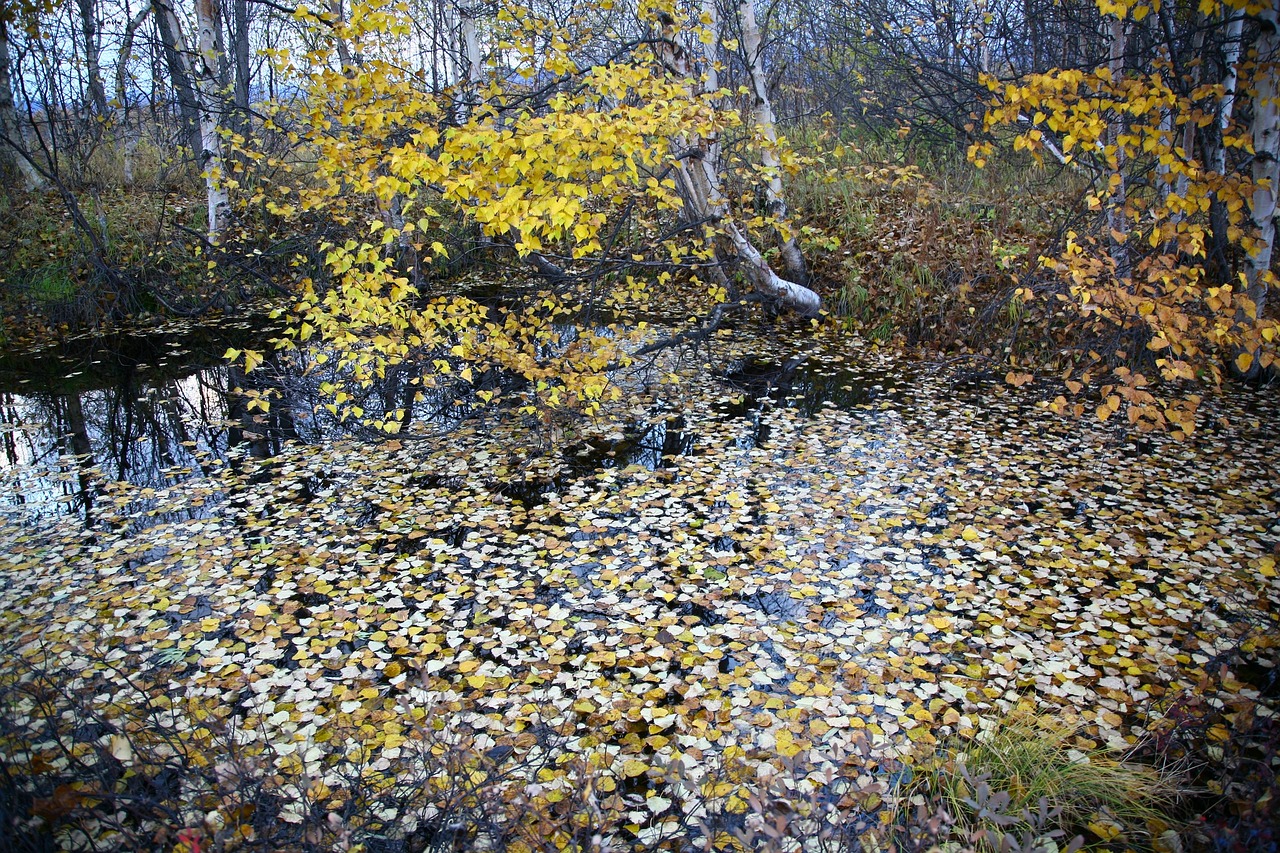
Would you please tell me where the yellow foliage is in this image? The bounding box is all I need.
[231,0,790,431]
[974,4,1279,434]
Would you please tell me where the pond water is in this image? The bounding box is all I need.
[0,315,913,525]
[0,314,283,524]
[2,311,1278,847]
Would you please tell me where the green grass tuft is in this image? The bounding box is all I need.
[898,711,1181,851]
[25,263,78,304]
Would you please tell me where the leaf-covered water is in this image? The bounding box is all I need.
[1,319,1277,841]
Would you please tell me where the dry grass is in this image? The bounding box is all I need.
[896,710,1181,852]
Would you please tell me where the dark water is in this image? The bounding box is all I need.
[1,316,262,523]
[0,317,913,526]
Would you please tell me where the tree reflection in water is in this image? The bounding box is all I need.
[0,318,299,526]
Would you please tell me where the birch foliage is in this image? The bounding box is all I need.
[242,0,811,428]
[973,0,1279,436]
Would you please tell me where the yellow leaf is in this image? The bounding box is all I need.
[1259,556,1277,578]
[1087,817,1123,842]
[253,602,271,617]
[109,735,133,762]
[1236,351,1254,373]
[466,674,486,689]
[622,759,648,777]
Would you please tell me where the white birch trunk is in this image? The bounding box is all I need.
[456,2,492,248]
[454,1,482,125]
[1106,16,1129,281]
[1211,10,1245,180]
[1173,23,1205,215]
[439,0,457,87]
[661,5,820,316]
[1157,107,1173,208]
[154,0,228,238]
[1244,6,1278,322]
[193,0,230,238]
[116,7,151,187]
[737,0,808,285]
[0,20,45,190]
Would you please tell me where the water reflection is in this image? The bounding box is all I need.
[0,310,915,529]
[5,368,233,525]
[0,317,288,525]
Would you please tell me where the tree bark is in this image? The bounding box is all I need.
[1206,9,1244,285]
[737,0,808,286]
[154,0,230,239]
[0,19,45,190]
[450,0,483,125]
[1106,15,1130,282]
[152,0,203,153]
[116,6,152,186]
[232,0,251,119]
[329,0,355,72]
[1244,6,1278,324]
[76,0,109,119]
[661,4,820,316]
[194,0,231,237]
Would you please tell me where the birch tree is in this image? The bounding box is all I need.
[0,15,44,189]
[234,0,824,430]
[974,0,1279,430]
[75,0,107,119]
[662,2,820,315]
[735,0,808,286]
[152,0,230,239]
[152,0,202,152]
[1243,4,1278,335]
[114,5,151,186]
[1104,13,1129,281]
[231,0,250,120]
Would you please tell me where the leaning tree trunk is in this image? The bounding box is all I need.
[661,4,820,316]
[0,19,45,190]
[737,0,808,285]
